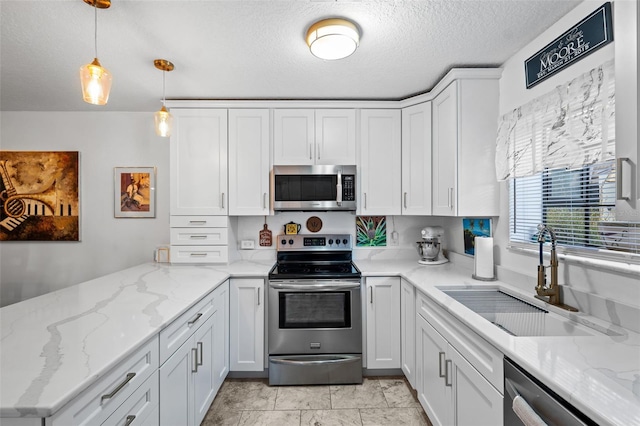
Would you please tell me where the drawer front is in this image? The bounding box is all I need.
[102,371,159,426]
[159,289,217,364]
[50,336,159,426]
[170,228,228,246]
[170,215,227,228]
[169,246,229,264]
[416,290,503,393]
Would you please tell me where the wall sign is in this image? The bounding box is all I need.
[524,2,613,89]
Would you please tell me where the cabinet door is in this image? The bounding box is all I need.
[192,315,216,426]
[212,281,230,394]
[415,314,451,426]
[228,109,270,215]
[450,347,503,426]
[273,109,315,165]
[400,279,416,388]
[366,277,401,369]
[401,102,432,215]
[315,109,356,165]
[170,109,228,215]
[359,109,402,215]
[230,278,265,371]
[159,339,193,426]
[432,82,458,216]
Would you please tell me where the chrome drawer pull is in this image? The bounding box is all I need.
[438,352,446,378]
[189,220,207,225]
[197,342,203,366]
[101,373,136,402]
[189,253,207,257]
[188,313,203,326]
[192,348,198,373]
[445,360,452,387]
[189,235,207,239]
[124,415,136,426]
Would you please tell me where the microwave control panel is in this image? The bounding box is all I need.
[342,175,355,201]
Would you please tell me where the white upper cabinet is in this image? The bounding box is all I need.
[273,109,356,165]
[432,77,500,217]
[170,109,228,216]
[401,102,432,215]
[228,109,270,215]
[315,109,357,165]
[359,109,402,215]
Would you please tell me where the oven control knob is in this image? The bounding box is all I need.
[328,239,334,245]
[342,239,348,245]
[281,239,287,245]
[288,239,294,245]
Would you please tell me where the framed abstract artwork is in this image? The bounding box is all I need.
[114,167,156,218]
[0,151,80,241]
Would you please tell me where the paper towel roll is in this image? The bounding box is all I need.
[473,236,495,281]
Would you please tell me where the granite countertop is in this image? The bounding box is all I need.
[355,258,640,426]
[1,258,639,425]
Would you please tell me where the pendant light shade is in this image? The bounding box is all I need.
[80,58,112,105]
[154,105,173,138]
[306,18,360,60]
[80,0,111,105]
[154,59,174,138]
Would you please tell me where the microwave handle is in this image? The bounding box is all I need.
[336,170,342,205]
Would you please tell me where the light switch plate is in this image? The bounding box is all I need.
[241,240,255,249]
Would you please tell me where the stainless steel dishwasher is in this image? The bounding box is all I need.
[504,358,597,426]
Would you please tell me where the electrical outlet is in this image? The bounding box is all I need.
[241,240,255,250]
[390,231,399,246]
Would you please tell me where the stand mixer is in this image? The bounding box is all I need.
[416,226,449,265]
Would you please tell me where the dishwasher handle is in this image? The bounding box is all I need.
[506,378,549,426]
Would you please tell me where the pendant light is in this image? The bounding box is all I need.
[79,0,112,105]
[154,59,174,137]
[306,18,360,60]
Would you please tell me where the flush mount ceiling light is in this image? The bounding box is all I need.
[154,59,174,138]
[306,18,360,60]
[79,0,112,105]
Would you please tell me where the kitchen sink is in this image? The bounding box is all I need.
[439,288,612,337]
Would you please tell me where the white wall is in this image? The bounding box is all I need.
[441,0,639,309]
[0,112,170,307]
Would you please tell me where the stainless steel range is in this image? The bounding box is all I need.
[268,234,363,386]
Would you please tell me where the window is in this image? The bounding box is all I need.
[500,60,640,261]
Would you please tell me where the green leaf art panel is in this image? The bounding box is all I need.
[356,216,387,247]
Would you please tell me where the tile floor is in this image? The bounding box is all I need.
[202,377,433,426]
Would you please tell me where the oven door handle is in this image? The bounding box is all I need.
[270,355,361,366]
[269,282,361,291]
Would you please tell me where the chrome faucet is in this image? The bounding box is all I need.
[535,224,578,312]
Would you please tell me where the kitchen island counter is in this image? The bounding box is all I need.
[355,257,640,426]
[0,261,273,419]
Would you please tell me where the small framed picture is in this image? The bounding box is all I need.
[114,167,156,218]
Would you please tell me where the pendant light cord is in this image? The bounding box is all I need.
[162,70,166,106]
[94,4,98,58]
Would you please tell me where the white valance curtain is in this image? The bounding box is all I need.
[495,59,615,181]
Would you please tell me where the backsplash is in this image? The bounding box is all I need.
[231,213,444,262]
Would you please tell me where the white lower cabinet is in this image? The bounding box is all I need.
[102,371,159,426]
[415,292,503,426]
[365,277,401,369]
[159,281,229,426]
[400,279,416,388]
[48,336,159,426]
[230,278,264,371]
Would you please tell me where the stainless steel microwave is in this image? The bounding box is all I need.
[271,165,356,211]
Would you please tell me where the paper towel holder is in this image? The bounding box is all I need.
[472,236,496,281]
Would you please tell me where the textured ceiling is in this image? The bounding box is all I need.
[0,0,581,112]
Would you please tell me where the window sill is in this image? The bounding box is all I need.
[507,244,640,276]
